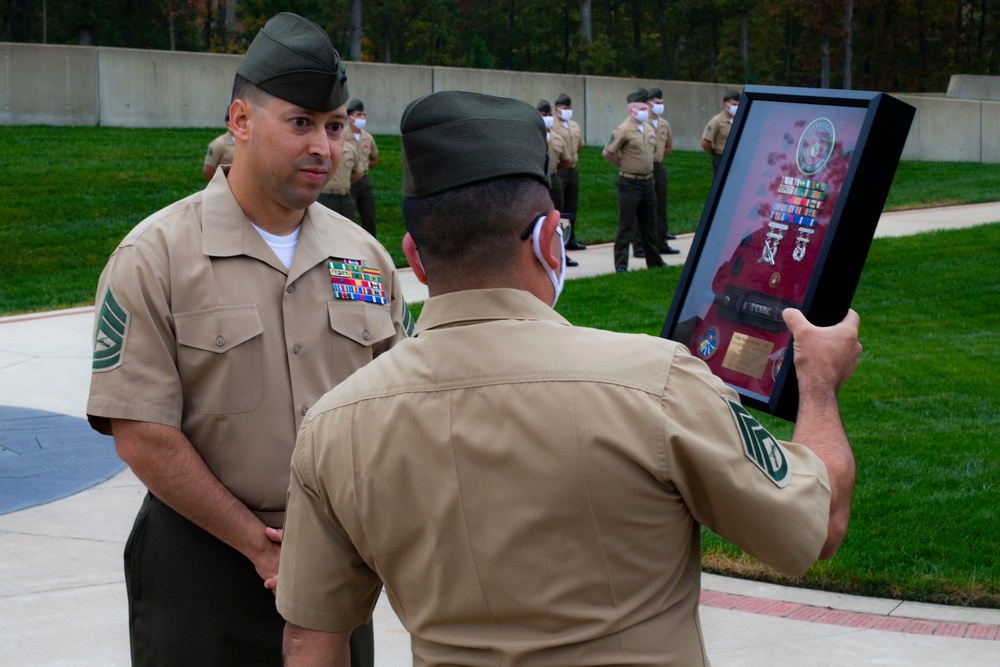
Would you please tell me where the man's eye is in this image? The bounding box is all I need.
[327,123,344,133]
[292,118,309,128]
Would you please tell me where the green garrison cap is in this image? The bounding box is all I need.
[536,99,552,113]
[400,91,549,198]
[627,88,648,104]
[236,13,348,112]
[647,87,663,99]
[555,92,572,106]
[724,89,741,102]
[347,99,365,113]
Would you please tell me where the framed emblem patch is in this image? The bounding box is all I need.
[661,86,914,421]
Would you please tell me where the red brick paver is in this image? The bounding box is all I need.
[700,589,998,641]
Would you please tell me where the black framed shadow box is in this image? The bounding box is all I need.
[662,85,915,421]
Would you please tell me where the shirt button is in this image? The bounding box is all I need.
[292,344,301,354]
[216,335,225,346]
[300,405,308,416]
[286,285,295,293]
[362,329,371,340]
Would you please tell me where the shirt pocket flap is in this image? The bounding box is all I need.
[328,300,395,347]
[175,305,264,354]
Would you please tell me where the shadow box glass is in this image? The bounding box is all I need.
[662,85,915,421]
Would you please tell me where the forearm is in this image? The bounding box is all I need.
[791,387,856,560]
[111,419,277,575]
[283,623,351,667]
[700,138,714,155]
[602,149,620,167]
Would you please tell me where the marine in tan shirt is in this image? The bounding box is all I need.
[552,92,586,250]
[347,99,380,237]
[602,89,664,271]
[646,86,679,254]
[701,89,741,176]
[88,13,405,666]
[318,138,363,219]
[202,117,235,181]
[278,90,862,667]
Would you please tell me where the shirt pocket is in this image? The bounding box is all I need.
[327,300,396,378]
[175,305,264,415]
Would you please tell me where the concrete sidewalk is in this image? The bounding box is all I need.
[1,204,998,665]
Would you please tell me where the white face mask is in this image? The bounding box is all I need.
[352,117,367,129]
[726,103,738,116]
[542,115,554,129]
[529,215,566,307]
[557,108,573,121]
[651,103,665,116]
[634,109,649,123]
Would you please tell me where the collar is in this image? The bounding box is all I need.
[414,288,571,335]
[201,168,372,279]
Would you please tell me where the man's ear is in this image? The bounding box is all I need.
[402,233,428,285]
[536,210,562,271]
[229,99,252,141]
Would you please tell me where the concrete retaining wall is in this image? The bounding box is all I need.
[946,74,1000,101]
[2,42,999,163]
[1,43,98,125]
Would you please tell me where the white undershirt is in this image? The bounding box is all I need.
[251,222,301,270]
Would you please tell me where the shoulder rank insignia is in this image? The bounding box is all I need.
[727,398,791,488]
[93,288,129,371]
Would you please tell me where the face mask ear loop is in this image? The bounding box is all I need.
[530,215,565,307]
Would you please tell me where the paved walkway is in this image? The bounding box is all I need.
[2,204,999,665]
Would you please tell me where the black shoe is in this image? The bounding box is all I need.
[633,249,645,258]
[565,257,579,267]
[616,267,628,273]
[666,233,677,241]
[565,242,587,251]
[662,245,681,255]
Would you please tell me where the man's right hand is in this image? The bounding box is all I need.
[782,307,862,398]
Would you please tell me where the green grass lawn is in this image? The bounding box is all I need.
[3,126,999,607]
[551,225,1000,608]
[3,126,1000,315]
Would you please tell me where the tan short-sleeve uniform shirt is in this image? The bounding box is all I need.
[702,111,732,154]
[87,169,409,525]
[653,117,672,163]
[322,140,362,195]
[546,129,571,176]
[553,118,582,167]
[605,118,656,176]
[278,289,831,666]
[350,129,378,176]
[203,132,235,171]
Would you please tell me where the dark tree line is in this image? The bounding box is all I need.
[4,0,1000,93]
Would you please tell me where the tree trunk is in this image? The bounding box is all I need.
[631,0,643,76]
[658,3,670,79]
[821,33,830,88]
[382,0,392,63]
[350,0,362,61]
[580,0,592,45]
[167,0,176,51]
[740,8,749,78]
[842,0,853,89]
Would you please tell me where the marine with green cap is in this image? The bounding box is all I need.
[702,88,742,177]
[552,91,586,250]
[536,98,579,267]
[275,89,864,667]
[603,88,665,272]
[645,87,679,253]
[87,11,408,666]
[345,98,380,237]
